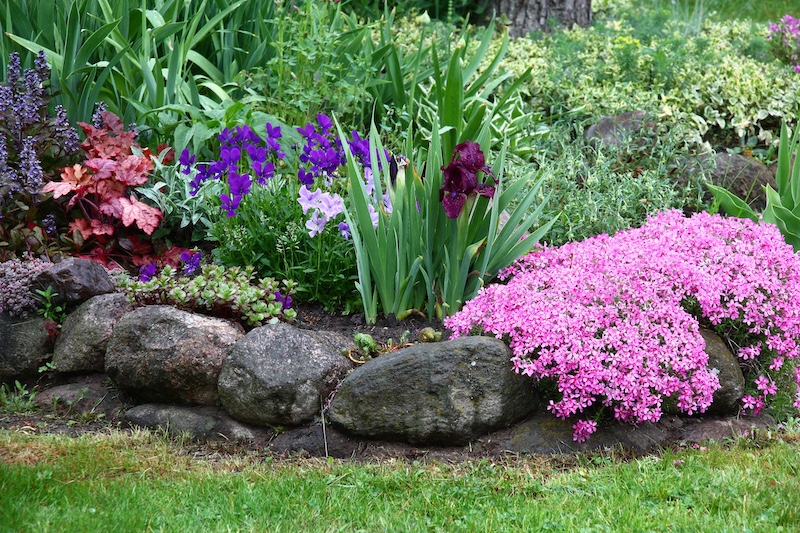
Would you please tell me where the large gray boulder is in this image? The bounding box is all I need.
[33,258,115,305]
[701,328,745,415]
[218,323,354,427]
[497,412,773,455]
[583,110,655,148]
[105,306,244,405]
[328,336,538,445]
[712,152,776,212]
[53,293,135,373]
[0,313,51,384]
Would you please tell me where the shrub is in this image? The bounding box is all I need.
[536,121,713,246]
[503,4,800,148]
[447,210,800,441]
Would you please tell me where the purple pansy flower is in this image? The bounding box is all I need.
[180,251,202,275]
[139,262,157,282]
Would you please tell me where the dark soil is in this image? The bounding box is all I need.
[290,302,451,346]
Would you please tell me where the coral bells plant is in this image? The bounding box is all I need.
[446,210,800,442]
[41,110,166,266]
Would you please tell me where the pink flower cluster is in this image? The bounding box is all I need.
[768,14,800,72]
[446,210,800,441]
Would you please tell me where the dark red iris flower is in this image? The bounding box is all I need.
[439,141,495,219]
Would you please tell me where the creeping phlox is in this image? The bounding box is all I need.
[446,210,800,442]
[768,14,800,72]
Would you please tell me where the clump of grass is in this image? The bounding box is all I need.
[0,381,38,414]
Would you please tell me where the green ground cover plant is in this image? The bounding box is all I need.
[503,0,800,150]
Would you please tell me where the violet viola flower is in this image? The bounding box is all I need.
[228,171,252,197]
[139,262,157,282]
[338,221,351,240]
[439,141,495,219]
[220,193,242,218]
[275,290,292,310]
[180,251,202,275]
[179,149,195,174]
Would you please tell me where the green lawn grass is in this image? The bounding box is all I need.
[2,428,799,532]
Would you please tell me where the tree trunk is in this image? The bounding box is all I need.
[491,0,592,38]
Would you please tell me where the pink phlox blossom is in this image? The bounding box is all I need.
[572,419,597,443]
[447,210,800,441]
[738,343,761,361]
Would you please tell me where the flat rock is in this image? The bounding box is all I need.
[34,373,128,419]
[123,403,271,441]
[33,258,115,305]
[269,423,361,458]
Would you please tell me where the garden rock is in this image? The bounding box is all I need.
[122,404,268,441]
[712,152,776,212]
[583,110,655,148]
[497,412,773,455]
[269,424,361,458]
[328,336,538,445]
[218,323,354,427]
[34,373,128,419]
[33,257,115,305]
[0,313,51,384]
[701,328,745,415]
[105,306,244,405]
[52,293,134,373]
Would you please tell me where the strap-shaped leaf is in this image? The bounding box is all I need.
[706,183,758,222]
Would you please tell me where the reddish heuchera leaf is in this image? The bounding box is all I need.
[90,219,115,236]
[42,164,91,198]
[115,155,154,187]
[156,245,192,268]
[84,158,117,181]
[78,246,122,270]
[42,180,77,198]
[101,111,124,134]
[99,196,125,219]
[94,179,127,200]
[78,119,137,159]
[157,143,175,164]
[69,219,94,240]
[105,195,162,234]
